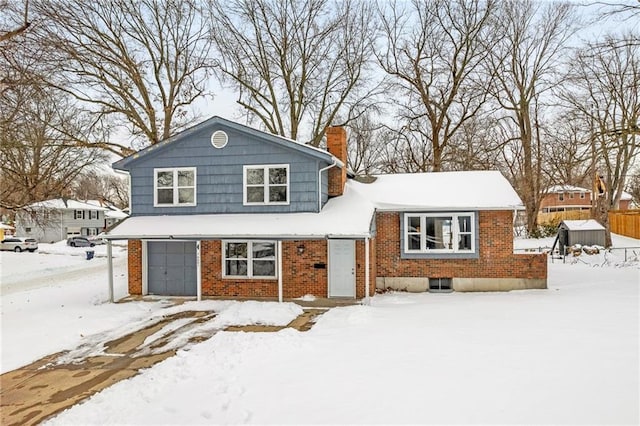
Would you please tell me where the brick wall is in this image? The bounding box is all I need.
[375,211,546,280]
[201,239,375,299]
[128,240,142,294]
[126,238,376,299]
[326,127,347,197]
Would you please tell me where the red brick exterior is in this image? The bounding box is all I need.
[128,240,142,295]
[326,126,347,197]
[128,238,377,299]
[126,211,542,297]
[540,190,631,211]
[375,211,546,280]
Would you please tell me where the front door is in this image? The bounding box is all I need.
[328,239,356,298]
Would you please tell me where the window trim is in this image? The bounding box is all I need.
[153,167,197,207]
[89,210,98,220]
[403,212,477,255]
[242,164,290,206]
[222,240,278,279]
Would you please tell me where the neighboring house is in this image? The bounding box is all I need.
[540,185,632,213]
[104,116,546,300]
[16,199,115,243]
[0,223,15,240]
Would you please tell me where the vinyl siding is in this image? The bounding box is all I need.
[127,123,332,215]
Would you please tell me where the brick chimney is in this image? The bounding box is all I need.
[326,126,347,197]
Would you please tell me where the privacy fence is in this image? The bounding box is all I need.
[609,210,640,239]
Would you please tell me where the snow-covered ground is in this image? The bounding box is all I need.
[2,237,639,424]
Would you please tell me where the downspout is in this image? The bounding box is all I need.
[318,160,338,212]
[107,240,114,303]
[364,236,370,306]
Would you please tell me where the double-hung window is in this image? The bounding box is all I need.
[243,165,289,205]
[154,168,196,206]
[404,212,476,254]
[223,241,277,278]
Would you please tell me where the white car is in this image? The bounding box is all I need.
[0,237,38,252]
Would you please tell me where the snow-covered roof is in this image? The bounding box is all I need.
[351,170,523,211]
[0,223,14,230]
[26,199,110,211]
[561,220,605,231]
[105,170,522,239]
[104,183,375,240]
[547,185,632,200]
[547,185,589,193]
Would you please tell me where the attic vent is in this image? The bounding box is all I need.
[211,130,228,149]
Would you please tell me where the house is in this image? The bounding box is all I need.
[16,199,126,243]
[103,116,546,301]
[540,185,632,214]
[0,223,15,240]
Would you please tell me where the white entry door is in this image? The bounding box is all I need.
[328,239,356,298]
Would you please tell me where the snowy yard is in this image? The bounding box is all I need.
[1,237,639,424]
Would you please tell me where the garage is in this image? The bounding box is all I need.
[147,241,197,296]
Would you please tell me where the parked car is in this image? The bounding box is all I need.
[66,236,95,247]
[0,237,38,252]
[88,236,106,245]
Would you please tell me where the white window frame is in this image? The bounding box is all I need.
[558,193,564,201]
[154,167,197,207]
[74,210,84,220]
[404,212,476,254]
[580,192,586,199]
[243,164,290,205]
[222,240,278,279]
[89,210,98,220]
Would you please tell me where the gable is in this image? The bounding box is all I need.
[113,116,333,171]
[116,117,336,215]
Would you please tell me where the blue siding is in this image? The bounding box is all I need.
[126,123,332,215]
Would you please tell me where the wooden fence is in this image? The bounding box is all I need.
[609,210,640,239]
[537,210,590,225]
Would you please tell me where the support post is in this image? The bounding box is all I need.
[196,241,202,301]
[364,237,370,305]
[107,240,114,303]
[277,240,283,302]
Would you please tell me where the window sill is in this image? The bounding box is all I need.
[401,251,479,260]
[222,276,278,281]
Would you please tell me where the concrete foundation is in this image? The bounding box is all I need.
[376,277,547,292]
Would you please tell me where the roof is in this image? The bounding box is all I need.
[547,185,589,193]
[103,183,375,240]
[25,199,110,211]
[104,170,522,240]
[0,223,14,230]
[113,116,340,171]
[547,185,632,200]
[351,170,523,211]
[560,220,605,231]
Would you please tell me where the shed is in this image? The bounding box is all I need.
[557,220,606,253]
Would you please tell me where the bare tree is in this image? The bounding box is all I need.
[0,84,108,211]
[208,0,379,146]
[488,0,577,235]
[31,0,214,151]
[72,172,129,209]
[344,113,386,175]
[562,33,639,245]
[0,0,30,42]
[377,0,497,172]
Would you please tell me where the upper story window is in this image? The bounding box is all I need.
[74,210,84,220]
[404,212,476,254]
[154,167,196,207]
[243,164,289,205]
[558,193,564,201]
[580,192,586,199]
[89,211,98,220]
